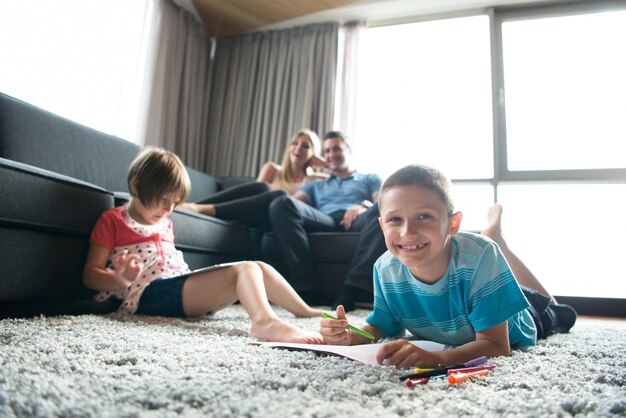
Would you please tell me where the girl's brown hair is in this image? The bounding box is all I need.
[127,147,191,207]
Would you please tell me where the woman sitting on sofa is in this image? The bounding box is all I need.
[181,129,328,227]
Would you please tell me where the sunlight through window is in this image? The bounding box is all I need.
[503,10,626,170]
[353,16,493,181]
[0,0,153,143]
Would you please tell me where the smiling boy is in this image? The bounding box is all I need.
[320,164,576,368]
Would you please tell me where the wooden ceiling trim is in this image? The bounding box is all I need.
[192,0,361,38]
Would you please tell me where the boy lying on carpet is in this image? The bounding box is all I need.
[320,164,576,368]
[83,146,323,343]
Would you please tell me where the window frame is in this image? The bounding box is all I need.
[491,0,626,187]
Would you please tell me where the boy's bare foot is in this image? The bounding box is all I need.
[481,203,504,244]
[251,319,324,344]
[481,204,556,304]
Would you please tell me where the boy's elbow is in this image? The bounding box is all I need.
[501,345,512,356]
[495,341,511,357]
[480,338,511,358]
[484,346,510,360]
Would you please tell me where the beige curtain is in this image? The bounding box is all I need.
[334,21,365,143]
[204,23,339,177]
[140,0,213,170]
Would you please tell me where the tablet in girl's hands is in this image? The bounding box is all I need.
[173,261,244,279]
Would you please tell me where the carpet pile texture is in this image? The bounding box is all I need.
[1,306,624,417]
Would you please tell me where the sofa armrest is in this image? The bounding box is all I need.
[0,157,114,309]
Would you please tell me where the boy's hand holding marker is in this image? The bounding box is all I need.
[320,305,377,345]
[320,306,446,369]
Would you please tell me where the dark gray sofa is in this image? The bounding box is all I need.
[0,92,358,318]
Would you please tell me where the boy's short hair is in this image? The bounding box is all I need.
[127,147,191,207]
[380,164,455,215]
[323,131,350,148]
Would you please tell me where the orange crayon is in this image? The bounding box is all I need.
[448,369,491,384]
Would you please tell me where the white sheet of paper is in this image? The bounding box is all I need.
[260,340,445,365]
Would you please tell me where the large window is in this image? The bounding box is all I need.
[0,0,154,143]
[353,15,493,182]
[353,1,626,301]
[502,8,626,172]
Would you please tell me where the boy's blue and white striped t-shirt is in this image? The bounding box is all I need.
[366,232,537,347]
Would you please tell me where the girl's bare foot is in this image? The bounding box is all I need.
[297,308,325,318]
[251,319,324,344]
[481,203,504,244]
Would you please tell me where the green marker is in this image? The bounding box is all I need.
[323,312,375,340]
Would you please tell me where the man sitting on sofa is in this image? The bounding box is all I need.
[268,131,387,310]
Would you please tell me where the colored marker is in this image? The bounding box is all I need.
[400,367,448,380]
[447,364,496,375]
[448,369,491,384]
[322,312,375,340]
[405,377,429,387]
[411,367,437,374]
[463,356,488,367]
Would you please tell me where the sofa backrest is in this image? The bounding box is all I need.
[0,93,139,193]
[187,166,220,202]
[0,92,220,200]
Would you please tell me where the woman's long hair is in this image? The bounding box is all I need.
[277,129,321,186]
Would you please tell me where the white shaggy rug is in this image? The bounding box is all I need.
[1,306,624,417]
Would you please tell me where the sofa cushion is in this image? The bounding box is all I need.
[187,166,220,202]
[261,231,360,302]
[170,208,263,265]
[262,231,359,264]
